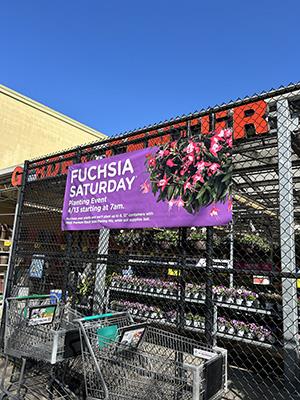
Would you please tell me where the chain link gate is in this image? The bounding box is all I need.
[1,83,300,399]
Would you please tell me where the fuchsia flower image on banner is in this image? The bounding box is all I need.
[62,129,232,230]
[145,129,232,215]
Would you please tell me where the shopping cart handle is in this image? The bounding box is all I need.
[7,294,50,301]
[83,313,114,321]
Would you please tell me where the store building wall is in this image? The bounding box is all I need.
[0,84,106,299]
[0,84,106,170]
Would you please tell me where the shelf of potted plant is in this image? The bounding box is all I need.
[109,275,275,315]
[109,285,178,300]
[216,317,275,347]
[110,298,277,349]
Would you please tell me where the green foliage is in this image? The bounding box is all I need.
[235,233,271,253]
[146,130,232,214]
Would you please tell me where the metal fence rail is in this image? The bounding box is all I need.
[1,83,300,399]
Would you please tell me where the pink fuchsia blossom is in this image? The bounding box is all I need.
[170,141,177,149]
[210,207,219,217]
[185,141,197,154]
[193,173,204,185]
[176,197,185,208]
[179,161,191,176]
[223,128,232,139]
[208,163,221,176]
[168,199,177,209]
[158,149,170,157]
[226,136,233,148]
[183,180,193,193]
[157,174,169,191]
[148,157,156,167]
[212,130,227,142]
[196,161,211,172]
[187,154,195,163]
[228,199,233,211]
[140,180,150,194]
[213,129,232,142]
[166,159,176,167]
[210,141,223,158]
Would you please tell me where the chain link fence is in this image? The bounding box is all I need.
[1,83,300,399]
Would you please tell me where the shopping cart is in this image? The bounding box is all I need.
[77,312,227,400]
[1,294,82,399]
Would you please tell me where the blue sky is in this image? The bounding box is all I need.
[1,1,299,136]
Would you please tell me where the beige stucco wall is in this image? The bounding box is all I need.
[0,85,106,170]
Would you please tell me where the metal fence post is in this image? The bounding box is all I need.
[277,98,299,388]
[2,160,29,301]
[93,229,110,313]
[205,226,217,347]
[178,227,187,332]
[93,151,110,314]
[0,160,29,344]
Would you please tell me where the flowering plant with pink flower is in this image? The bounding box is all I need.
[145,129,232,214]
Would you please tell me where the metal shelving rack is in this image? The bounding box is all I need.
[107,284,278,350]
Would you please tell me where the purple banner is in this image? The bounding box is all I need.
[62,131,232,230]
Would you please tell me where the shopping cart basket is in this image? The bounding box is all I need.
[4,294,82,364]
[1,295,82,400]
[77,312,227,400]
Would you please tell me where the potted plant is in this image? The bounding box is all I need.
[141,305,150,318]
[192,284,200,299]
[137,278,145,292]
[166,310,177,324]
[110,275,118,287]
[226,320,235,335]
[234,288,244,306]
[199,283,206,300]
[123,277,132,289]
[256,326,272,342]
[168,281,177,296]
[141,279,150,293]
[189,230,206,251]
[131,277,138,291]
[132,303,139,315]
[112,275,123,288]
[149,279,156,293]
[110,300,119,310]
[243,290,258,307]
[150,306,161,319]
[137,303,145,317]
[162,281,171,295]
[244,323,256,340]
[260,292,282,311]
[217,317,227,332]
[225,287,235,303]
[234,320,247,337]
[214,286,226,303]
[186,312,194,326]
[199,316,205,329]
[193,314,204,329]
[185,283,193,298]
[156,279,163,294]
